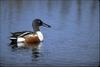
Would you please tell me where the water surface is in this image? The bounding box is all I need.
[0,0,99,66]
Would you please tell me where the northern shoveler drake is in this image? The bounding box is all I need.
[10,19,51,48]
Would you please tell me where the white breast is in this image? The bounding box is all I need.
[36,31,44,41]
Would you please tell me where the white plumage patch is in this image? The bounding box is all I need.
[17,37,25,47]
[17,37,25,42]
[17,43,25,47]
[36,31,44,41]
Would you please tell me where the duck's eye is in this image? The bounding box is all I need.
[38,21,43,25]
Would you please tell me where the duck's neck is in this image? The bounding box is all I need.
[33,26,43,41]
[33,26,40,32]
[36,31,43,41]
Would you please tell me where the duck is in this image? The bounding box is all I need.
[10,19,51,48]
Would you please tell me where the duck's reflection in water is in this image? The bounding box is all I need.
[31,42,42,60]
[9,41,42,60]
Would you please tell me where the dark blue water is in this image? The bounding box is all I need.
[0,0,99,66]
